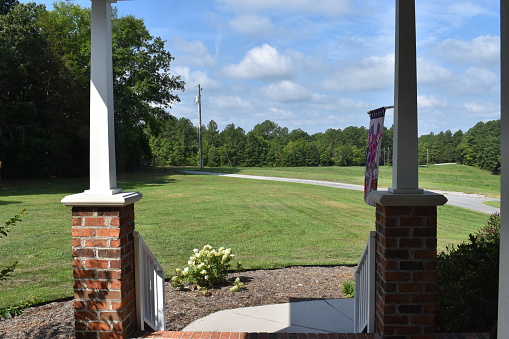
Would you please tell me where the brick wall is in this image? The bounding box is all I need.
[72,204,137,339]
[375,205,438,338]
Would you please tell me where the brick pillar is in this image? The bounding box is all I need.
[72,204,137,339]
[369,191,447,339]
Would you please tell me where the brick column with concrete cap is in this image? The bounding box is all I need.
[64,193,142,339]
[369,191,447,338]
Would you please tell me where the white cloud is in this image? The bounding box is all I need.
[210,95,253,110]
[417,95,448,108]
[223,44,294,80]
[174,67,219,89]
[262,81,320,103]
[229,14,277,38]
[417,58,452,85]
[172,38,216,67]
[456,67,498,94]
[323,54,394,91]
[216,0,353,17]
[435,35,499,67]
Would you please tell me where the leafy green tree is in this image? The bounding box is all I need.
[0,1,183,178]
[219,124,245,166]
[459,120,500,174]
[112,13,184,171]
[149,116,197,166]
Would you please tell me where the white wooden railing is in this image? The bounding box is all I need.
[354,231,376,333]
[134,231,165,332]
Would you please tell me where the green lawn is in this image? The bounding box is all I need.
[0,165,496,307]
[184,163,501,198]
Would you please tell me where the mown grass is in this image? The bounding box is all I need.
[184,163,501,198]
[0,165,495,307]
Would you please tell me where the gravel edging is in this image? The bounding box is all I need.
[0,266,355,339]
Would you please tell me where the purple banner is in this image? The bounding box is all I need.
[364,107,386,206]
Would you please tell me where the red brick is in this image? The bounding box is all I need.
[72,238,82,247]
[100,332,123,339]
[109,259,122,269]
[72,218,83,226]
[87,301,110,310]
[384,294,410,304]
[99,311,122,321]
[86,259,109,269]
[73,280,85,289]
[413,272,436,281]
[412,206,436,216]
[75,310,98,320]
[110,280,122,290]
[110,217,121,226]
[75,320,87,331]
[415,250,437,260]
[72,227,95,237]
[74,300,86,309]
[384,271,411,281]
[395,326,421,335]
[383,227,411,238]
[413,228,436,237]
[86,280,109,289]
[98,228,120,238]
[73,248,95,258]
[400,216,424,227]
[86,239,108,247]
[88,321,111,331]
[98,249,121,259]
[399,283,422,293]
[411,315,435,324]
[74,269,96,279]
[98,270,121,280]
[399,238,422,248]
[85,217,107,227]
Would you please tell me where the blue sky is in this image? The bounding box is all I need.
[22,0,501,135]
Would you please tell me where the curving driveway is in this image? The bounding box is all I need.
[181,171,500,215]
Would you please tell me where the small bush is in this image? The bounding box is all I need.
[436,213,500,333]
[342,280,355,298]
[171,245,243,289]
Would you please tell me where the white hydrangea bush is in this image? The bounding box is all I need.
[171,245,243,289]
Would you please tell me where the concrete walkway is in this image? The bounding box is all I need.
[180,171,500,214]
[182,299,355,333]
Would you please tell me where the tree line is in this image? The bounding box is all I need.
[150,117,501,175]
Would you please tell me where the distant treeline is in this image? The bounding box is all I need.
[150,118,501,175]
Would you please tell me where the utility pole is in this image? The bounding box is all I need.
[197,84,203,168]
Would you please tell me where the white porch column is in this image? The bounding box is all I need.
[390,0,423,194]
[499,0,509,336]
[87,0,120,195]
[62,0,140,206]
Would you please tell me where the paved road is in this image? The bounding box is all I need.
[181,171,500,214]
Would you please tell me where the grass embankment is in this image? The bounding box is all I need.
[0,164,496,307]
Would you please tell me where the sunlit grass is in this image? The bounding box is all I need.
[0,166,493,307]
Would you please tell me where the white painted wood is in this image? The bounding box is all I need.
[87,0,121,195]
[134,231,166,332]
[390,0,423,194]
[499,1,509,337]
[354,231,376,333]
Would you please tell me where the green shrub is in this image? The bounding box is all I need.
[0,210,38,319]
[436,213,500,332]
[342,280,355,298]
[171,245,243,289]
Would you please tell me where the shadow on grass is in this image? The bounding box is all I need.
[0,200,23,206]
[0,169,179,197]
[173,167,243,175]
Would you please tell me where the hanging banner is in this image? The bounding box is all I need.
[364,107,386,206]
